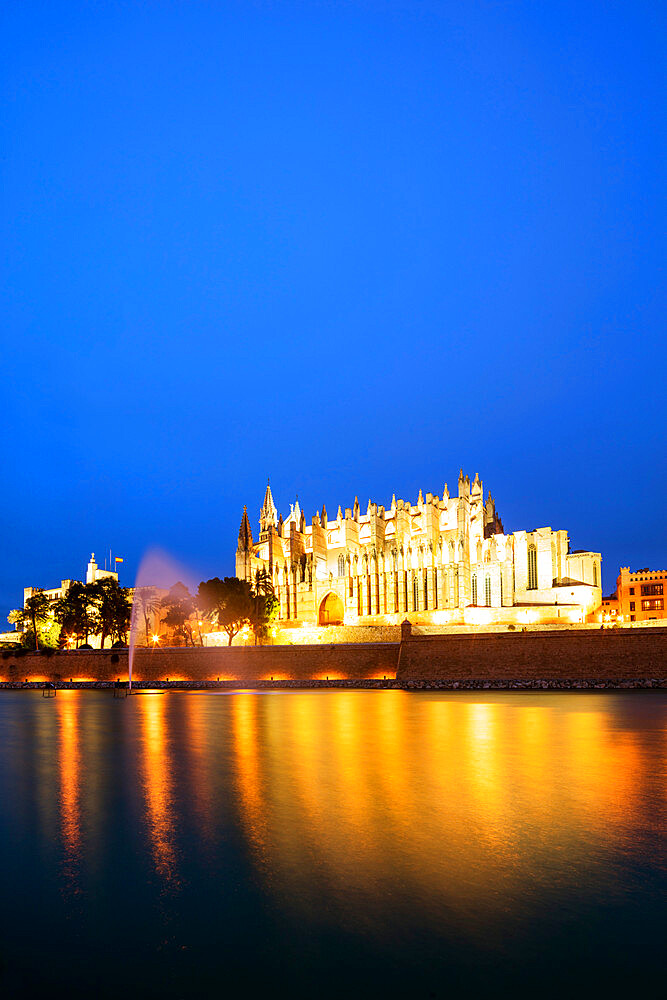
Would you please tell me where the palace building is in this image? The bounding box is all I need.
[236,474,602,628]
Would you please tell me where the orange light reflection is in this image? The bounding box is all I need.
[137,693,179,885]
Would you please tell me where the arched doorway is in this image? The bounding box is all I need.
[319,591,344,626]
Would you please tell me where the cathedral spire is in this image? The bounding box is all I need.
[259,478,278,533]
[237,505,253,551]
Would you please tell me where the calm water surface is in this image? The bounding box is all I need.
[0,690,665,998]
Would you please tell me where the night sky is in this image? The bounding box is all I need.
[1,1,665,619]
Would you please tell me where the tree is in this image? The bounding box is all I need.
[8,590,52,650]
[253,567,275,598]
[110,583,133,645]
[197,577,254,646]
[54,582,97,647]
[248,592,279,644]
[250,569,278,644]
[91,577,132,648]
[133,586,160,647]
[161,582,199,646]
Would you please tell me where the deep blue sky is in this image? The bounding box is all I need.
[1,0,665,617]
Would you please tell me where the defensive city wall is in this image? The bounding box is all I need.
[1,625,665,687]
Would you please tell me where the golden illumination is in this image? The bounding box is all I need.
[227,691,656,923]
[18,689,662,920]
[56,690,82,858]
[137,693,178,883]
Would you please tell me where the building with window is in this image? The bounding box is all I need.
[0,553,124,647]
[615,566,667,623]
[22,553,118,611]
[236,473,602,628]
[599,593,620,622]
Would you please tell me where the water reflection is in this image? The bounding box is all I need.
[229,692,666,930]
[136,693,179,887]
[56,692,82,853]
[1,690,665,997]
[55,691,82,895]
[5,690,666,941]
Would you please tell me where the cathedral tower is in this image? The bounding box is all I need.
[259,480,278,540]
[236,506,254,582]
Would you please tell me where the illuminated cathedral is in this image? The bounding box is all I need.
[236,473,601,628]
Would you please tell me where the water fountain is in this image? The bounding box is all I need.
[128,548,200,692]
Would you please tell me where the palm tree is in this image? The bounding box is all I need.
[9,590,52,649]
[161,582,198,646]
[133,586,160,647]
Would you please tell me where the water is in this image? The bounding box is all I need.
[0,690,665,998]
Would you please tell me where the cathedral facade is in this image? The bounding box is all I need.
[236,473,602,628]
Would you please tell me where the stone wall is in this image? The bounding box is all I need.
[1,627,664,686]
[0,643,398,685]
[397,627,667,681]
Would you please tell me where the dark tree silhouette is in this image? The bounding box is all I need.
[197,577,254,646]
[90,578,132,649]
[54,582,96,647]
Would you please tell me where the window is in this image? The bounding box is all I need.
[629,602,635,611]
[629,587,635,595]
[630,615,635,622]
[413,575,419,612]
[484,575,491,606]
[337,555,345,578]
[472,573,478,605]
[433,568,438,610]
[527,545,538,590]
[641,599,664,611]
[593,563,598,587]
[423,569,428,611]
[641,584,663,596]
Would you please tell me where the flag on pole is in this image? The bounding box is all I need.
[115,557,123,564]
